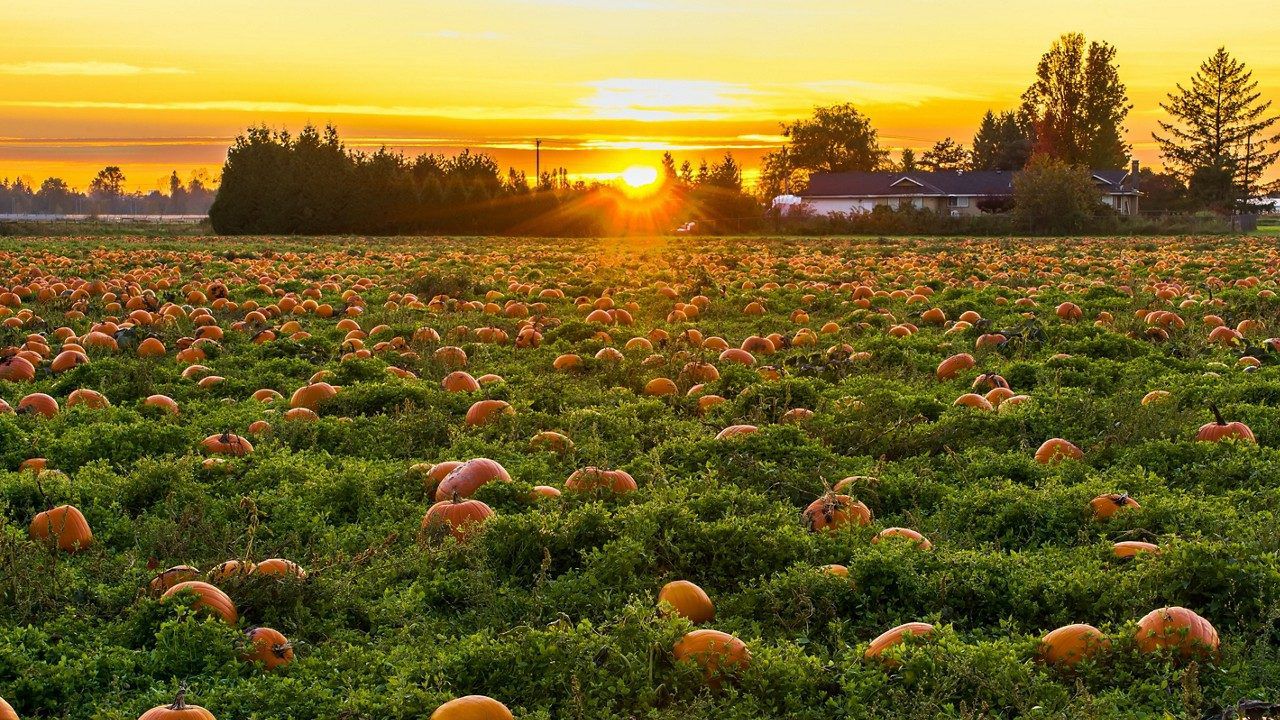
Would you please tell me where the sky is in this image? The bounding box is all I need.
[2,0,1278,192]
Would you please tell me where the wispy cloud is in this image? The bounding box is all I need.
[794,80,983,107]
[579,78,758,121]
[0,61,188,76]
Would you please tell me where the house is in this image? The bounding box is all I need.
[797,161,1142,217]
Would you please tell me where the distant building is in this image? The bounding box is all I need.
[798,161,1142,217]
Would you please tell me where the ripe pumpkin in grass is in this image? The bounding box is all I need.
[149,566,200,595]
[1090,493,1140,520]
[289,382,337,410]
[658,580,715,623]
[865,622,934,665]
[566,467,637,494]
[430,696,513,720]
[803,493,872,531]
[1135,606,1219,659]
[138,689,217,720]
[253,559,307,580]
[207,560,255,584]
[17,393,58,418]
[936,353,975,380]
[201,432,254,456]
[143,394,179,414]
[0,696,15,720]
[0,355,36,382]
[435,458,512,501]
[161,581,238,624]
[66,388,109,409]
[1038,623,1110,666]
[1196,405,1255,443]
[715,424,758,440]
[1113,541,1161,558]
[1035,438,1083,464]
[465,399,513,426]
[423,493,494,541]
[673,629,750,682]
[29,505,93,552]
[243,627,295,671]
[873,527,932,550]
[441,371,481,392]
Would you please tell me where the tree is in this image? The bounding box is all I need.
[1020,33,1131,168]
[1153,47,1280,210]
[1012,155,1106,234]
[701,153,743,191]
[920,138,969,171]
[89,166,126,199]
[1136,168,1188,214]
[758,103,889,197]
[36,177,75,213]
[971,110,1033,170]
[898,148,918,172]
[660,152,678,182]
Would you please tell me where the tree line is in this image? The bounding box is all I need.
[760,34,1278,214]
[208,124,761,235]
[0,168,216,216]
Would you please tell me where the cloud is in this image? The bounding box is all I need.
[579,79,758,121]
[0,61,188,76]
[792,80,983,107]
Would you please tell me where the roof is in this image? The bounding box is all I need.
[803,169,1138,198]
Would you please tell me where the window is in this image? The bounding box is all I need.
[948,196,971,208]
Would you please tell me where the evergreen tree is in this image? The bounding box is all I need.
[898,148,918,172]
[972,110,1033,170]
[1153,47,1280,208]
[920,138,969,171]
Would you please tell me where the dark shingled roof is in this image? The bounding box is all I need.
[803,169,1137,198]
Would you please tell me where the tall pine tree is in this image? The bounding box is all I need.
[1019,33,1132,168]
[1153,47,1279,208]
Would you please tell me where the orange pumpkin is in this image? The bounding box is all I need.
[161,581,238,624]
[864,622,934,665]
[1134,606,1219,659]
[149,565,200,595]
[0,697,15,720]
[1195,405,1255,443]
[565,467,637,494]
[435,458,512,501]
[289,382,338,410]
[1113,540,1161,558]
[1090,493,1140,520]
[138,689,217,720]
[465,399,513,426]
[201,432,254,456]
[658,580,715,623]
[29,505,93,552]
[430,696,513,720]
[1035,438,1083,464]
[441,371,481,392]
[803,493,872,531]
[872,527,932,550]
[1038,623,1110,666]
[673,629,750,682]
[936,353,976,380]
[423,493,495,541]
[243,627,295,670]
[17,393,59,419]
[253,558,307,580]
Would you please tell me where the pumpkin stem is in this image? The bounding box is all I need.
[170,685,188,710]
[451,490,461,504]
[1114,493,1129,506]
[273,642,294,658]
[1209,403,1226,426]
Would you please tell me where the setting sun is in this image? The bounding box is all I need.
[621,165,660,190]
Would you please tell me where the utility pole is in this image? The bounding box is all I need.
[535,139,541,188]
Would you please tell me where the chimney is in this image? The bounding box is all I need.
[1130,159,1140,191]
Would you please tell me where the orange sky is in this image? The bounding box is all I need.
[2,0,1278,192]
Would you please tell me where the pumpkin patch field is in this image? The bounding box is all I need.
[3,234,1280,719]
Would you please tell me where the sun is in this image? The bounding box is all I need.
[620,165,660,192]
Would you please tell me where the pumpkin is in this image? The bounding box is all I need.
[143,394,180,414]
[936,353,975,380]
[289,382,337,410]
[530,485,562,499]
[441,371,481,392]
[1195,404,1255,443]
[201,432,254,456]
[953,393,994,411]
[16,393,58,418]
[208,560,255,583]
[253,558,307,580]
[714,424,758,440]
[149,565,200,595]
[530,431,574,453]
[1135,606,1219,659]
[803,493,872,531]
[1034,438,1083,464]
[1090,493,1140,520]
[673,629,750,682]
[465,399,513,426]
[243,627,295,670]
[658,580,715,623]
[644,377,678,396]
[138,689,217,720]
[161,581,238,624]
[1141,390,1170,405]
[435,458,512,501]
[423,493,494,541]
[865,622,934,665]
[565,467,637,494]
[1038,623,1110,666]
[872,527,932,550]
[0,355,36,382]
[29,505,93,552]
[430,696,513,720]
[1113,540,1161,558]
[0,697,15,720]
[819,564,849,577]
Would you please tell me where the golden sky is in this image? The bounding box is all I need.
[2,0,1278,192]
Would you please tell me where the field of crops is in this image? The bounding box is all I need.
[2,235,1280,720]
